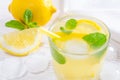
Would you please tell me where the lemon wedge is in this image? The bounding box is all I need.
[74,19,101,34]
[0,28,42,56]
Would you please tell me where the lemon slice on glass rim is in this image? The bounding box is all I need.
[74,19,102,34]
[0,28,42,56]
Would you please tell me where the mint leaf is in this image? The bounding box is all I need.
[60,19,77,34]
[83,32,107,48]
[23,9,33,24]
[60,27,72,34]
[65,19,77,30]
[5,20,25,30]
[28,22,38,28]
[5,9,38,30]
[50,45,66,64]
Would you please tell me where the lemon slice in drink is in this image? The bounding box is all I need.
[0,28,42,56]
[74,19,101,34]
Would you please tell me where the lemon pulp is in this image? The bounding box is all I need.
[0,28,42,56]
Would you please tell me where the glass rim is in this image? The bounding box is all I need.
[48,13,111,56]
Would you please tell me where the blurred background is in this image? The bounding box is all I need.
[1,0,120,33]
[0,0,120,43]
[63,0,120,33]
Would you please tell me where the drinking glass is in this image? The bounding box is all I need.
[49,14,110,80]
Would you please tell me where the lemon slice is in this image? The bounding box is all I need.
[74,19,101,34]
[0,28,42,56]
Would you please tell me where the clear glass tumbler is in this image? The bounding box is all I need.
[49,14,110,80]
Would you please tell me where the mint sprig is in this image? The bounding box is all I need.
[60,27,72,34]
[23,9,33,24]
[60,19,77,34]
[50,44,66,64]
[83,32,107,49]
[5,20,25,30]
[28,22,38,28]
[5,9,38,30]
[65,19,77,30]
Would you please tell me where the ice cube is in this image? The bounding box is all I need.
[25,54,50,73]
[63,39,89,54]
[1,58,26,79]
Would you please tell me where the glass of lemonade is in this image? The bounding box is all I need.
[49,14,110,80]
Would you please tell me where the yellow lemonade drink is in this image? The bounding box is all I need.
[49,15,110,80]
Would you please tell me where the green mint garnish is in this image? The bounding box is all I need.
[5,20,25,30]
[50,45,66,64]
[28,22,38,28]
[65,19,77,30]
[60,19,77,34]
[23,9,33,24]
[23,9,38,28]
[60,27,72,34]
[83,32,107,49]
[5,9,38,30]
